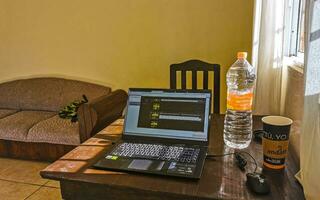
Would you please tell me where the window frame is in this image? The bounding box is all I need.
[284,0,305,58]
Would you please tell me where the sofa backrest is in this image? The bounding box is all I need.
[0,80,21,109]
[0,77,111,111]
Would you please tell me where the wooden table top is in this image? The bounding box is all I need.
[41,114,304,200]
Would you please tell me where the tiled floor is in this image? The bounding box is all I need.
[0,158,62,200]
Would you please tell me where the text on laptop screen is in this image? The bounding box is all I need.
[124,90,211,141]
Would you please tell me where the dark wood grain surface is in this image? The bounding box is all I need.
[41,115,305,200]
[0,140,76,161]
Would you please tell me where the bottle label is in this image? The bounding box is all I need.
[227,91,253,111]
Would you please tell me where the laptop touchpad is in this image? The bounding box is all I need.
[128,159,152,170]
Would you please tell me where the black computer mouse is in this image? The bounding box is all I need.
[246,173,270,195]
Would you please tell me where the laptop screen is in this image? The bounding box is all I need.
[123,89,211,141]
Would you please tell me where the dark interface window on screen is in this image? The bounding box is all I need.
[137,96,206,132]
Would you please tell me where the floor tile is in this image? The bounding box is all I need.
[0,158,49,185]
[0,179,40,200]
[26,186,62,200]
[44,180,60,188]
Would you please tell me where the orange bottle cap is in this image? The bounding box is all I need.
[237,52,247,59]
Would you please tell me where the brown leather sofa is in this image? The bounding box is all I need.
[0,77,127,161]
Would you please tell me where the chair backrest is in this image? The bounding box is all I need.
[170,59,220,114]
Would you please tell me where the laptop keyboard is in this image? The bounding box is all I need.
[110,143,200,164]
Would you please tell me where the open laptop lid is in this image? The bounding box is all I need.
[123,88,211,145]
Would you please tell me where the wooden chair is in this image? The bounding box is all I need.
[170,60,221,114]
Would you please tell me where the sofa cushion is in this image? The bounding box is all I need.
[60,79,111,108]
[18,78,64,112]
[27,115,80,145]
[0,111,56,141]
[0,109,18,119]
[0,80,21,109]
[13,77,111,112]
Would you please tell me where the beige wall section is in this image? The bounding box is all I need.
[0,0,253,112]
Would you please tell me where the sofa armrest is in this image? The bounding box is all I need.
[77,89,128,142]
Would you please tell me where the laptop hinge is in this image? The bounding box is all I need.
[122,134,208,146]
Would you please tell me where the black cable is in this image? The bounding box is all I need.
[234,153,247,171]
[206,151,258,173]
[206,152,235,158]
[238,151,258,173]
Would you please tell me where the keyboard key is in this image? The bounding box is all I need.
[110,143,199,163]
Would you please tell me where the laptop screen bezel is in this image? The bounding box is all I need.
[122,88,212,146]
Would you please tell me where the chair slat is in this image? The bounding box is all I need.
[181,70,187,89]
[170,68,177,89]
[214,68,220,114]
[192,70,197,90]
[203,70,208,89]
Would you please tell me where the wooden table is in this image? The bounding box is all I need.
[41,115,304,200]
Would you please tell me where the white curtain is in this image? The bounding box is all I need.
[296,0,320,199]
[252,0,285,115]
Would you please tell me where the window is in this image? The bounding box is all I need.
[298,0,305,54]
[284,0,306,63]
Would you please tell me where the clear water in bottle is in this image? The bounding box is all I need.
[223,52,256,149]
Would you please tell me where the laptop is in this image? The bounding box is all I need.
[93,88,211,179]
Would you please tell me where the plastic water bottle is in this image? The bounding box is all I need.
[223,52,256,149]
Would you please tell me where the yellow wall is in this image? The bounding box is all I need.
[0,0,253,112]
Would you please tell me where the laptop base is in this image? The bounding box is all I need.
[94,141,207,179]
